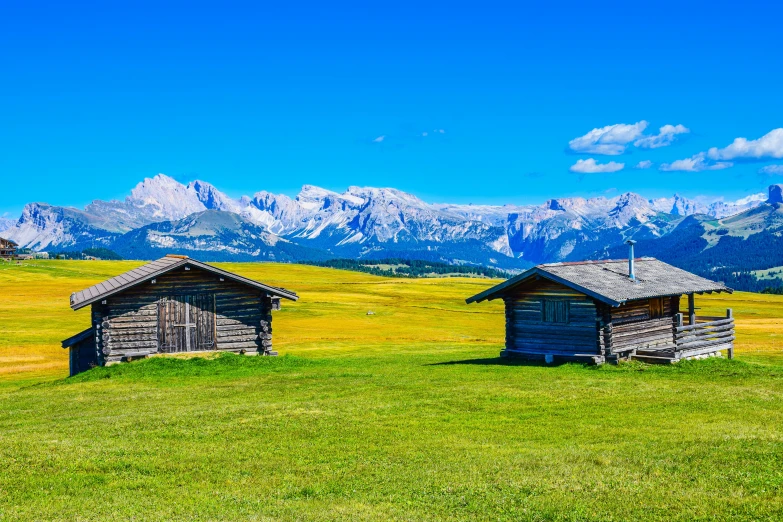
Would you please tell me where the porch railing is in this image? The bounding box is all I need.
[674,309,734,359]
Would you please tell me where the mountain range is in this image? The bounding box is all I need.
[3,174,782,290]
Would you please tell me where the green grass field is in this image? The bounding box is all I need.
[1,260,783,520]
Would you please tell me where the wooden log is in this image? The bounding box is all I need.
[512,341,598,352]
[105,340,159,350]
[727,309,734,359]
[676,318,734,332]
[216,341,260,350]
[676,327,734,341]
[105,333,158,343]
[611,324,674,340]
[510,329,596,340]
[107,321,158,330]
[676,343,733,359]
[217,333,259,342]
[677,336,735,351]
[107,312,158,321]
[688,293,696,325]
[677,334,735,349]
[215,324,259,332]
[611,328,675,343]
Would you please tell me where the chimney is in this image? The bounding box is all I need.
[625,239,637,280]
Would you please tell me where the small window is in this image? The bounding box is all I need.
[541,299,569,324]
[649,297,664,319]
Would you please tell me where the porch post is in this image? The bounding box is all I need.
[674,313,683,353]
[688,293,696,325]
[727,308,734,360]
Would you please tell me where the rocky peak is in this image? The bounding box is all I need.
[125,174,207,221]
[188,180,240,213]
[768,184,783,205]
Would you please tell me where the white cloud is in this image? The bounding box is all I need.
[707,128,783,161]
[760,164,783,175]
[660,152,733,172]
[569,158,625,174]
[437,129,445,134]
[634,160,653,169]
[568,121,648,155]
[634,124,690,149]
[372,135,385,143]
[421,132,428,137]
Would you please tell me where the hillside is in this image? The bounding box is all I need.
[600,194,783,291]
[1,261,782,520]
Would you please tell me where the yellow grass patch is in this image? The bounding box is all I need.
[1,260,781,379]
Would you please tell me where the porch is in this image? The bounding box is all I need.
[633,308,735,364]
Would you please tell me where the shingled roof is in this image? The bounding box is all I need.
[466,257,732,307]
[70,255,298,310]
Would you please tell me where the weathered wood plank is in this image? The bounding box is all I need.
[676,318,734,332]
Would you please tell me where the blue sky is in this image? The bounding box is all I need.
[2,1,783,218]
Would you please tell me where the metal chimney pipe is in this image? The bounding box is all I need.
[625,239,636,280]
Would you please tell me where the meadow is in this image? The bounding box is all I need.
[1,260,782,520]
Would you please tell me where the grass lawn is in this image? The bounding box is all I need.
[1,260,782,520]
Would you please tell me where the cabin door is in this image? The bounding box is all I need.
[158,294,216,353]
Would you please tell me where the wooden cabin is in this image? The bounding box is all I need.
[0,237,18,259]
[62,254,298,376]
[466,252,734,365]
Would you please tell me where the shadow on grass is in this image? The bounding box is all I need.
[427,357,575,368]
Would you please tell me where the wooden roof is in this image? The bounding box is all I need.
[70,255,298,310]
[466,258,732,307]
[0,237,18,247]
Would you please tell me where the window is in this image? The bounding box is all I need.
[542,299,569,324]
[649,297,664,319]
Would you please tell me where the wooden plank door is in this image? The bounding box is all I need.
[158,294,216,353]
[193,293,216,351]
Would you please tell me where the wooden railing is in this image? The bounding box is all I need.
[674,309,734,359]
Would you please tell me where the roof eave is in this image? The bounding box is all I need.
[465,267,539,304]
[465,267,623,307]
[186,259,299,302]
[70,258,189,310]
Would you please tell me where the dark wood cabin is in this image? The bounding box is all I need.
[0,237,18,259]
[466,257,735,364]
[62,254,298,376]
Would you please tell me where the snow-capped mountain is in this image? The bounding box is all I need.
[705,192,768,218]
[0,217,15,233]
[6,203,127,251]
[110,210,330,262]
[1,173,771,269]
[648,192,767,218]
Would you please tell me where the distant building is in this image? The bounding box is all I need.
[0,238,18,259]
[62,254,298,376]
[467,243,735,364]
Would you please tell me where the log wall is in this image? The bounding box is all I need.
[69,335,98,376]
[602,296,678,356]
[96,266,273,363]
[503,279,600,357]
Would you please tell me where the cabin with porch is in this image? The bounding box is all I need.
[466,248,734,365]
[0,237,18,259]
[62,255,298,376]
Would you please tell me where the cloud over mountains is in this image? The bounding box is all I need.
[660,152,733,172]
[568,121,690,156]
[569,158,625,173]
[708,128,783,161]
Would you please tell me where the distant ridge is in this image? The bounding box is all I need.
[3,174,782,290]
